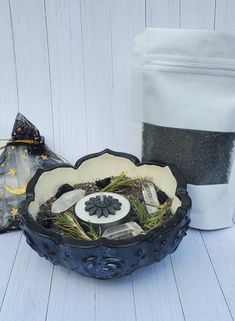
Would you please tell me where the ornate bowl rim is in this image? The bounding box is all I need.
[20,149,191,247]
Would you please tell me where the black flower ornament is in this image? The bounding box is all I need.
[85,195,122,218]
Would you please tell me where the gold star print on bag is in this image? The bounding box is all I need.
[0,113,67,233]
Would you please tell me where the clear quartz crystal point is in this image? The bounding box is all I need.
[102,222,144,240]
[51,189,85,213]
[142,182,160,215]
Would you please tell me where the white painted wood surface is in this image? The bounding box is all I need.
[1,1,235,321]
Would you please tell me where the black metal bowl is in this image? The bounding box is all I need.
[20,149,191,279]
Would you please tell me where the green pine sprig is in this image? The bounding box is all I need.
[129,197,171,230]
[82,221,102,240]
[100,172,138,193]
[52,212,92,240]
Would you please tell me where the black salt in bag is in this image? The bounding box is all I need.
[0,113,67,233]
[131,28,235,230]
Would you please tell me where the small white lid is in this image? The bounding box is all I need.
[75,192,130,225]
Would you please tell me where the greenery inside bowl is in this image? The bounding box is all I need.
[20,149,191,279]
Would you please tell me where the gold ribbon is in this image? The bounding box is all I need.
[0,138,40,150]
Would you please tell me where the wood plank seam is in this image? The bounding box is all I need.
[79,0,90,154]
[0,233,22,312]
[45,265,55,321]
[169,255,186,321]
[8,0,19,113]
[94,280,97,321]
[131,276,138,321]
[42,5,56,314]
[108,7,116,149]
[200,231,235,321]
[179,0,182,28]
[43,0,55,149]
[213,0,217,29]
[144,0,147,27]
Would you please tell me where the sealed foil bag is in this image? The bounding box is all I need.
[131,28,235,230]
[0,113,66,233]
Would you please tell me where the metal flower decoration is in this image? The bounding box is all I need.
[85,194,122,218]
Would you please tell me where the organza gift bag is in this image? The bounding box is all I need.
[131,28,235,230]
[0,113,67,233]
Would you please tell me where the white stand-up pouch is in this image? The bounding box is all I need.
[131,28,235,230]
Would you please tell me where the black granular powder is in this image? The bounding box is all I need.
[142,123,235,185]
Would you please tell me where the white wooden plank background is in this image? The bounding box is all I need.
[1,1,235,321]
